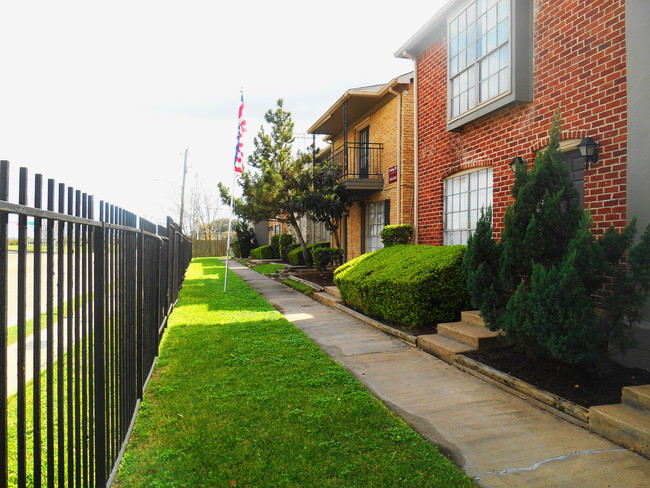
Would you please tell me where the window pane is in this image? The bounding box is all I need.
[470,171,478,190]
[458,10,466,30]
[499,68,509,93]
[489,50,499,74]
[459,31,467,51]
[477,14,486,38]
[459,50,467,71]
[469,86,476,109]
[498,19,508,45]
[470,189,478,209]
[477,36,485,57]
[480,80,489,102]
[452,212,460,230]
[480,57,489,80]
[477,0,487,15]
[498,0,508,22]
[450,18,458,38]
[489,75,498,98]
[467,5,476,24]
[487,5,497,29]
[450,36,458,56]
[500,43,509,69]
[459,174,469,194]
[459,211,468,229]
[450,56,458,76]
[487,28,497,51]
[467,42,476,64]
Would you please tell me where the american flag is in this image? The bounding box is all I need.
[234,93,246,175]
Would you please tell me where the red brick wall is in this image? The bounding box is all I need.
[416,0,627,245]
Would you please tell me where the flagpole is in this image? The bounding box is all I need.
[224,89,245,292]
[224,169,236,292]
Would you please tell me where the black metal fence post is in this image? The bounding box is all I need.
[0,160,9,488]
[0,160,191,487]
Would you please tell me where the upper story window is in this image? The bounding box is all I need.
[447,0,532,131]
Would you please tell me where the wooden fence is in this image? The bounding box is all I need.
[192,239,228,257]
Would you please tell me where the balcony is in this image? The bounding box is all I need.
[327,142,384,193]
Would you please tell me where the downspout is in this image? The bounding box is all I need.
[403,51,419,243]
[388,87,402,224]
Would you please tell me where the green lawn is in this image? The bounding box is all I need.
[114,257,474,487]
[251,263,285,276]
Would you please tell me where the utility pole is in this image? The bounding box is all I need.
[179,148,189,234]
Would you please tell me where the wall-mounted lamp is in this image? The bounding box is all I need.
[509,156,527,174]
[577,137,599,169]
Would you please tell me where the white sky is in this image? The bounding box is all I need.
[0,0,449,225]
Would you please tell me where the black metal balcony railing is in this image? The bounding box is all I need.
[328,142,383,179]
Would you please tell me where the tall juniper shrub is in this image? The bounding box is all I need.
[463,116,650,371]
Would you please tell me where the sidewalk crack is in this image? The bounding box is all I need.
[474,448,627,480]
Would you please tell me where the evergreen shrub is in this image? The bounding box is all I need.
[251,245,274,260]
[334,245,469,329]
[463,115,650,369]
[380,225,414,247]
[279,235,296,261]
[312,247,343,271]
[231,240,241,258]
[288,241,330,266]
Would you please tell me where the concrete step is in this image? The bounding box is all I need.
[437,321,501,349]
[590,403,650,459]
[324,286,341,299]
[461,310,485,327]
[312,291,342,308]
[623,385,650,414]
[418,334,474,365]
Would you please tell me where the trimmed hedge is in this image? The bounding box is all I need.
[271,234,294,260]
[381,225,414,247]
[251,245,274,260]
[312,247,344,271]
[334,245,469,329]
[288,241,331,266]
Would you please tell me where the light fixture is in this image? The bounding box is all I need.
[509,156,526,174]
[578,137,599,169]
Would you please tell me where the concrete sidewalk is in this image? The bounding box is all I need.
[227,261,650,488]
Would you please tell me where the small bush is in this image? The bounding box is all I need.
[334,245,469,329]
[280,237,297,262]
[251,245,274,260]
[381,225,414,247]
[231,240,241,258]
[312,247,343,271]
[270,234,294,261]
[289,241,331,266]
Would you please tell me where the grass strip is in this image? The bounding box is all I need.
[283,278,312,295]
[251,263,285,276]
[114,257,475,487]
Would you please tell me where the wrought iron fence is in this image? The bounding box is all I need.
[328,142,383,179]
[0,160,192,487]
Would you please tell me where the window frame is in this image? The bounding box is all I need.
[443,166,493,246]
[447,0,533,131]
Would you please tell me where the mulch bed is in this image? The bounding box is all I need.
[290,269,650,409]
[464,347,650,408]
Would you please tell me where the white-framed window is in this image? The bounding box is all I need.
[447,0,532,130]
[366,201,386,253]
[444,167,493,245]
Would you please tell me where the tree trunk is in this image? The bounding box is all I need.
[288,214,311,267]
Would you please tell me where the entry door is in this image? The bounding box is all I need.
[358,127,369,178]
[366,201,384,253]
[562,149,585,209]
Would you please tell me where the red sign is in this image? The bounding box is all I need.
[388,165,398,184]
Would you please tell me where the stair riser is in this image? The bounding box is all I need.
[461,311,485,327]
[438,325,500,349]
[590,408,650,459]
[418,340,458,365]
[623,387,650,414]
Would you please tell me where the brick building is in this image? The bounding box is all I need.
[396,0,650,369]
[308,73,415,260]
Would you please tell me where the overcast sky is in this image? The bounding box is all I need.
[0,0,449,225]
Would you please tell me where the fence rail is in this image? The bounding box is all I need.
[0,160,192,487]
